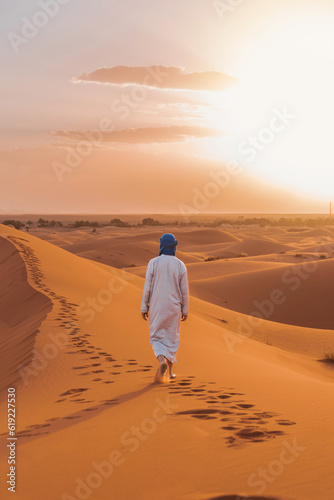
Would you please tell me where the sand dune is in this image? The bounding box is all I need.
[0,236,52,394]
[31,225,334,268]
[190,258,334,329]
[297,228,334,238]
[223,237,294,257]
[178,259,289,281]
[172,228,241,245]
[293,242,334,256]
[124,258,288,279]
[32,228,202,267]
[1,224,334,500]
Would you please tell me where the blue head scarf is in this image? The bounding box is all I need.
[159,233,178,256]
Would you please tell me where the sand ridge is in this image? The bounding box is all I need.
[0,224,334,500]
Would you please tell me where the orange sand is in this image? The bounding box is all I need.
[0,223,334,500]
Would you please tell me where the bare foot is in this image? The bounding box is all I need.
[154,358,168,384]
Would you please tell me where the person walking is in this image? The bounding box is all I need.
[141,233,189,383]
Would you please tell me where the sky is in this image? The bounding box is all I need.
[1,0,334,214]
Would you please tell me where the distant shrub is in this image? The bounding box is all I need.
[322,350,334,363]
[37,218,63,227]
[2,220,24,230]
[204,256,223,262]
[73,220,99,228]
[319,254,327,259]
[110,218,130,227]
[295,253,303,258]
[141,217,162,226]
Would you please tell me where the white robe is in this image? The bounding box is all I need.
[141,255,189,363]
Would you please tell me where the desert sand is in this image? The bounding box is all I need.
[0,223,334,500]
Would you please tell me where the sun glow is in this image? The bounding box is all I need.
[209,10,334,201]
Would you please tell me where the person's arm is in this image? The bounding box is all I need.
[140,260,154,320]
[180,267,189,321]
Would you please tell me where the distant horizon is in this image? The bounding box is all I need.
[1,212,333,218]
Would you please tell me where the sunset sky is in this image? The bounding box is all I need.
[1,0,334,214]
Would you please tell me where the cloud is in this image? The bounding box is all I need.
[51,125,222,144]
[75,66,237,91]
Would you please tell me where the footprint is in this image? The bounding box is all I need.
[276,419,296,426]
[103,399,118,405]
[60,388,89,397]
[176,409,219,416]
[192,415,217,420]
[207,495,282,499]
[235,428,266,440]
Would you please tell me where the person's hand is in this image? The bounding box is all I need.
[141,312,148,321]
[181,313,188,321]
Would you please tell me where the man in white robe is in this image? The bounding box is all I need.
[141,233,189,382]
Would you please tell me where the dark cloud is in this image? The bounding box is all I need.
[75,66,237,91]
[51,126,222,144]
